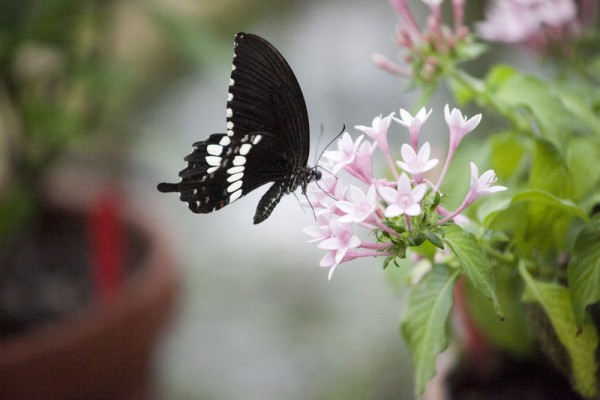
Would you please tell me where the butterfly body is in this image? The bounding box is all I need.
[158,32,319,224]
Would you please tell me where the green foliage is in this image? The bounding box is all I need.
[520,263,599,399]
[401,265,460,395]
[568,215,600,326]
[443,223,504,318]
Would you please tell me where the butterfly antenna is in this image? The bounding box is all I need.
[313,124,325,166]
[315,124,346,165]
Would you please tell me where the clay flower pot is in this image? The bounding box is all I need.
[0,191,178,400]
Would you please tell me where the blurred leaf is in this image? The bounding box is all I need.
[465,264,534,356]
[568,215,600,326]
[489,131,528,181]
[0,184,35,246]
[443,223,503,318]
[151,10,231,68]
[401,264,459,395]
[565,137,600,202]
[484,189,588,257]
[530,140,570,196]
[486,65,571,150]
[520,263,599,399]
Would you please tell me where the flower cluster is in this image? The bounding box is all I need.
[476,0,593,55]
[304,106,506,279]
[372,0,476,83]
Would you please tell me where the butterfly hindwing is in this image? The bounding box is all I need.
[158,32,318,223]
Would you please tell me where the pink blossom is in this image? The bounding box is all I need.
[396,142,439,182]
[345,140,377,184]
[438,162,506,224]
[303,216,331,243]
[355,112,395,154]
[323,132,364,174]
[468,162,507,199]
[378,173,427,217]
[336,185,378,223]
[476,0,580,54]
[433,105,483,191]
[444,104,482,151]
[317,219,361,279]
[394,107,432,149]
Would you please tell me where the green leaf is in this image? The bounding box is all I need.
[443,223,504,318]
[489,131,528,181]
[510,190,589,222]
[568,216,600,325]
[565,137,600,201]
[490,69,571,149]
[520,263,599,398]
[401,265,460,395]
[484,189,589,257]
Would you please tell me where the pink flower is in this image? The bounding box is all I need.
[347,140,377,184]
[355,112,395,154]
[394,107,433,149]
[477,0,578,44]
[336,185,378,223]
[317,219,361,279]
[468,162,507,199]
[438,162,507,224]
[444,104,482,152]
[396,142,439,182]
[303,216,331,243]
[379,173,427,217]
[305,173,346,215]
[323,132,364,174]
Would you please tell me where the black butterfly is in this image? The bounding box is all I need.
[157,32,321,224]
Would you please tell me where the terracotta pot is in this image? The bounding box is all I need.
[0,199,178,400]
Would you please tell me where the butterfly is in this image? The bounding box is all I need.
[157,32,321,224]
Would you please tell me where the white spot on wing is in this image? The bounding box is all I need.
[228,93,233,102]
[226,108,233,118]
[240,143,252,155]
[229,189,242,202]
[229,78,234,86]
[206,156,221,166]
[227,180,243,193]
[233,155,246,166]
[227,130,234,136]
[227,172,244,183]
[219,136,231,146]
[252,135,262,145]
[227,166,245,174]
[207,166,218,174]
[227,121,234,130]
[207,144,222,156]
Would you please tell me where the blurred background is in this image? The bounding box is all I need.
[0,0,464,398]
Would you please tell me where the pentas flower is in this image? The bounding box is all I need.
[304,107,506,280]
[396,142,439,183]
[373,0,473,84]
[356,113,396,179]
[346,140,377,184]
[476,0,585,56]
[435,105,482,191]
[324,132,364,174]
[439,163,507,223]
[337,185,378,224]
[379,173,427,218]
[394,107,432,150]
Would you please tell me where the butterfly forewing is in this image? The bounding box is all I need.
[228,33,310,165]
[158,32,317,223]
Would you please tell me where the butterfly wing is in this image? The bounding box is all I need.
[157,32,311,222]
